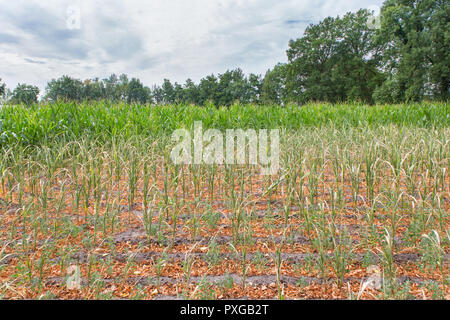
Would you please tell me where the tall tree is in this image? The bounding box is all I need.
[217,69,251,106]
[173,82,185,103]
[374,0,449,102]
[248,73,264,103]
[286,10,383,104]
[115,74,130,102]
[126,78,151,104]
[198,75,220,105]
[9,84,40,105]
[151,85,164,104]
[183,79,200,104]
[262,64,288,104]
[0,78,5,98]
[82,78,105,101]
[44,75,83,102]
[103,74,120,101]
[161,79,175,104]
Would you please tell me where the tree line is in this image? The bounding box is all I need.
[1,0,448,106]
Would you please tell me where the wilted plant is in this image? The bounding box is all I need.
[420,230,447,291]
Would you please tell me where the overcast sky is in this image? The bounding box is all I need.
[0,0,384,92]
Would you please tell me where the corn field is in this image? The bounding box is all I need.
[0,102,448,300]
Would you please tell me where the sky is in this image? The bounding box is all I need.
[0,0,384,92]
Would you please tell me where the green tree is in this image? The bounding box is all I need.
[82,78,105,101]
[44,75,83,102]
[173,82,185,103]
[116,74,130,102]
[126,78,150,103]
[262,64,287,104]
[183,79,200,104]
[286,10,383,104]
[248,73,263,103]
[198,75,220,105]
[103,74,121,101]
[161,79,175,104]
[216,69,251,106]
[9,83,40,105]
[151,85,164,104]
[375,0,449,102]
[0,78,5,98]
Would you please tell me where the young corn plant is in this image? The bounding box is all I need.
[182,243,199,294]
[330,227,353,287]
[153,251,168,292]
[420,230,447,292]
[378,228,397,297]
[229,222,251,291]
[263,226,286,300]
[311,224,328,279]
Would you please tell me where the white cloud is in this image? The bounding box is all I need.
[0,0,384,92]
